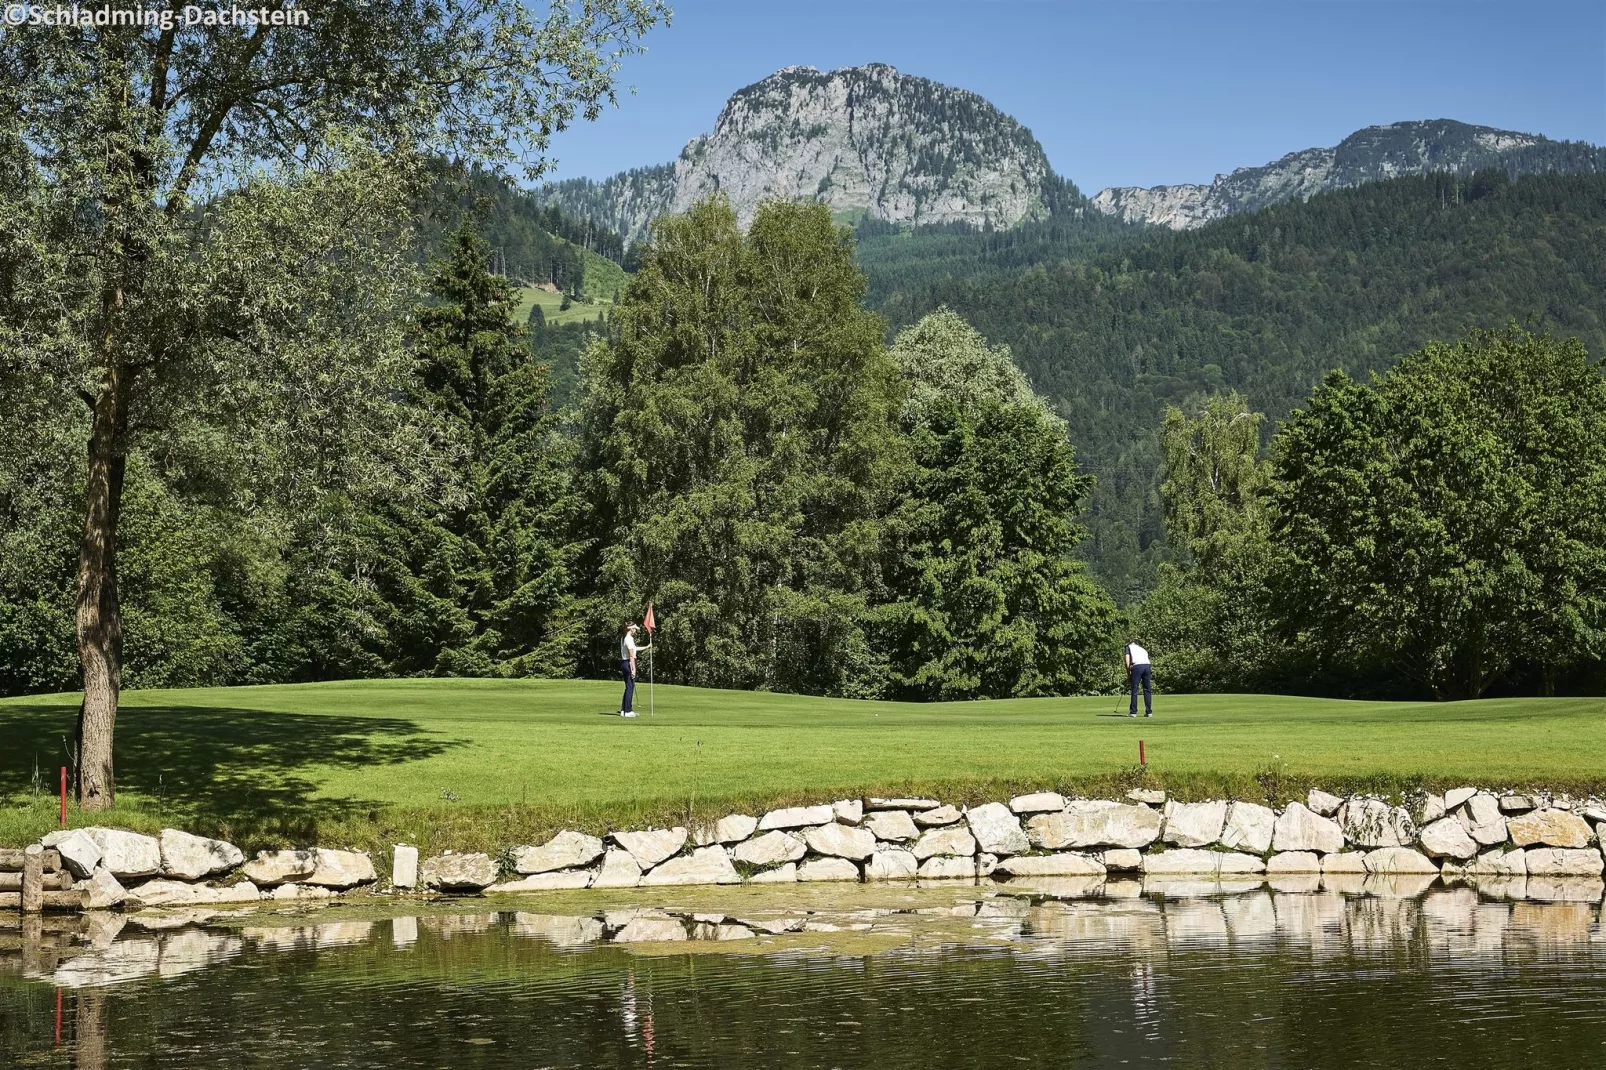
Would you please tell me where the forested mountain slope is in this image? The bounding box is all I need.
[865,171,1606,599]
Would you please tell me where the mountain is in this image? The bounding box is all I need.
[539,64,1071,244]
[1090,120,1606,228]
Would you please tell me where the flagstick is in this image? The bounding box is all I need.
[649,643,655,717]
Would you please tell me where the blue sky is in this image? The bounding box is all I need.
[539,0,1606,193]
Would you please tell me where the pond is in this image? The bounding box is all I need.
[3,877,1604,1069]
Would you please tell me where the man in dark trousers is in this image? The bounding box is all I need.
[1124,641,1153,718]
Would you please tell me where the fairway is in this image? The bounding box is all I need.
[2,680,1601,853]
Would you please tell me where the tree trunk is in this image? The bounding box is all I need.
[75,371,126,811]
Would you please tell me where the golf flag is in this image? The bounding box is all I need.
[643,602,655,635]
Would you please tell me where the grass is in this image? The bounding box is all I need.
[2,680,1601,859]
[511,243,629,326]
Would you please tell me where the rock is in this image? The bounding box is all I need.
[863,810,919,842]
[798,858,860,882]
[1163,800,1228,847]
[1441,849,1526,879]
[127,879,262,908]
[1267,852,1321,874]
[1362,847,1438,875]
[866,798,941,811]
[1219,802,1276,854]
[1418,817,1479,860]
[832,800,864,824]
[305,849,376,889]
[610,827,687,869]
[489,870,594,892]
[53,830,102,880]
[1306,789,1343,816]
[1443,786,1478,811]
[421,853,499,891]
[864,849,919,880]
[1523,848,1604,877]
[1457,794,1508,845]
[758,805,835,830]
[1419,795,1446,823]
[240,849,317,887]
[80,867,126,909]
[803,823,877,862]
[712,924,756,941]
[965,803,1029,855]
[1336,799,1414,848]
[514,831,605,874]
[1320,852,1367,874]
[913,804,963,827]
[1216,852,1267,875]
[918,855,976,879]
[747,863,798,883]
[732,831,807,867]
[392,845,419,889]
[912,826,977,860]
[1143,850,1265,876]
[592,849,643,888]
[697,814,759,845]
[270,882,333,901]
[83,828,161,879]
[1581,806,1606,824]
[1009,792,1066,814]
[977,853,999,877]
[641,846,742,886]
[1027,802,1163,850]
[159,829,244,881]
[1507,809,1593,849]
[1272,802,1345,854]
[1126,789,1167,805]
[994,853,1105,877]
[1499,795,1537,813]
[1101,848,1143,871]
[613,918,687,942]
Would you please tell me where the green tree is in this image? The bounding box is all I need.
[580,197,907,696]
[1269,326,1606,698]
[0,1,666,807]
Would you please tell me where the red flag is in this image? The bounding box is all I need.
[643,602,655,635]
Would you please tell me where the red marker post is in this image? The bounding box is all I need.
[1139,740,1147,767]
[59,767,67,828]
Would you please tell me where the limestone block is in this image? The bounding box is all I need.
[711,814,760,844]
[747,863,798,883]
[1440,849,1526,879]
[863,810,919,842]
[798,858,860,882]
[81,867,126,910]
[917,855,976,879]
[1458,794,1509,845]
[1101,848,1143,871]
[159,829,244,881]
[732,831,807,867]
[489,869,594,892]
[1126,789,1167,805]
[126,879,261,907]
[993,853,1105,877]
[1272,803,1344,854]
[53,830,103,880]
[1142,849,1265,876]
[914,805,963,827]
[1419,817,1478,859]
[592,849,643,888]
[1216,852,1268,874]
[83,828,161,879]
[912,825,977,860]
[392,845,419,889]
[1220,802,1276,854]
[1362,847,1438,875]
[613,918,687,942]
[270,883,333,901]
[1306,789,1343,816]
[803,823,877,861]
[1418,795,1447,823]
[758,805,834,830]
[305,849,376,889]
[610,827,687,869]
[965,802,1029,855]
[1027,802,1162,850]
[421,852,499,891]
[977,853,999,877]
[1267,851,1321,874]
[641,846,741,886]
[864,849,918,880]
[866,798,940,811]
[832,800,864,824]
[1499,795,1537,814]
[1507,809,1593,849]
[1009,792,1066,814]
[241,849,317,887]
[1523,848,1604,877]
[1163,800,1227,847]
[1443,786,1478,811]
[1320,852,1367,874]
[514,831,605,874]
[1337,799,1414,848]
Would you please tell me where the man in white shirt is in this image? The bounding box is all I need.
[619,622,651,718]
[1124,641,1152,718]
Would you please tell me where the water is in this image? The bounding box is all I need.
[4,878,1604,1069]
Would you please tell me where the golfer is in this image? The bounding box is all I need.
[1124,640,1153,718]
[618,621,651,718]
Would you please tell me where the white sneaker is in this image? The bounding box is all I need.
[622,711,639,718]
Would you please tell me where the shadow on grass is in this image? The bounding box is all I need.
[0,702,460,845]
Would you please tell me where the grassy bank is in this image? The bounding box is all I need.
[3,680,1601,858]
